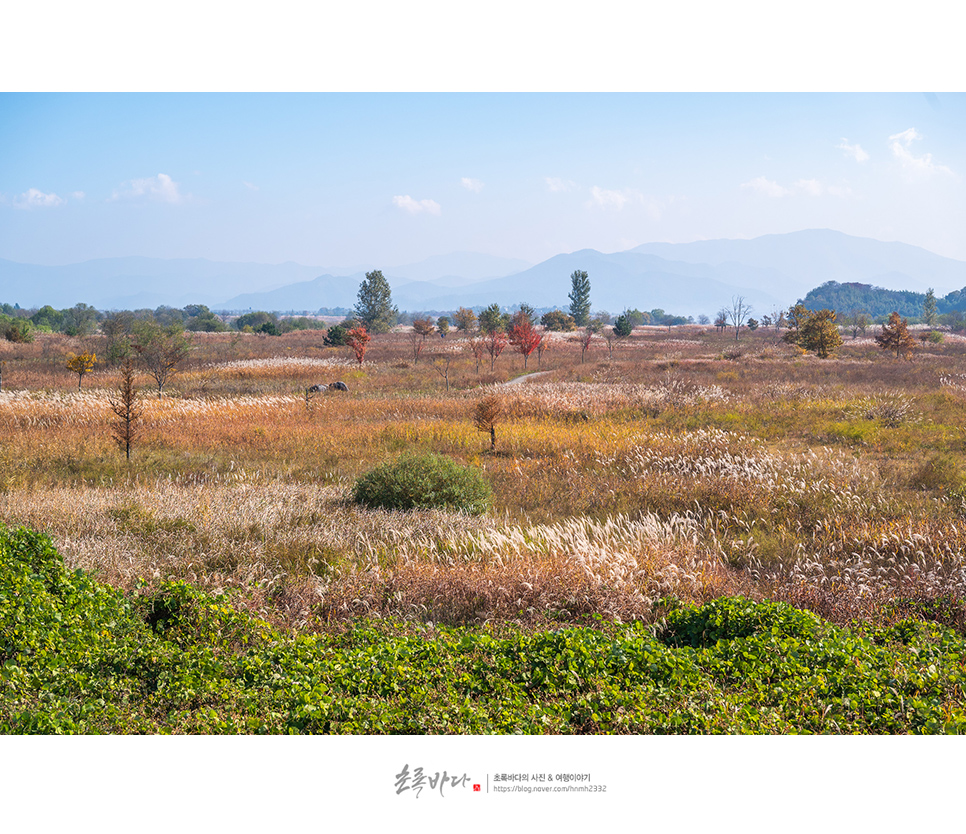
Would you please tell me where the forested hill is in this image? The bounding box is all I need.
[800,282,966,319]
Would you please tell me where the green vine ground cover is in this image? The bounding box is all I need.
[3,524,966,734]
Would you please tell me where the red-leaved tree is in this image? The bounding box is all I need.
[485,330,508,371]
[508,319,542,369]
[345,326,371,364]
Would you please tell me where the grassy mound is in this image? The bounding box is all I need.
[351,452,491,515]
[3,524,966,734]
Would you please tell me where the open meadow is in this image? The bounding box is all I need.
[4,322,966,733]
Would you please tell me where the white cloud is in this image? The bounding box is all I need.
[392,195,441,215]
[826,184,853,198]
[743,176,851,199]
[837,139,869,163]
[888,128,954,178]
[545,176,577,193]
[795,178,823,197]
[242,181,259,191]
[13,188,66,209]
[740,176,790,198]
[460,177,484,193]
[71,191,85,200]
[111,173,185,203]
[588,186,631,209]
[586,186,661,218]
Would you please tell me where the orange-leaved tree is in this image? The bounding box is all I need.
[875,312,918,359]
[473,395,503,451]
[345,326,371,364]
[409,318,435,364]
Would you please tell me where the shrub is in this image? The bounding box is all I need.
[352,453,491,514]
[3,319,34,343]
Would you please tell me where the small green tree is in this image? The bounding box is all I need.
[323,324,349,346]
[568,270,591,326]
[613,313,633,339]
[131,321,191,397]
[354,270,397,333]
[3,319,34,343]
[478,303,509,335]
[783,308,842,358]
[540,309,577,331]
[602,313,634,359]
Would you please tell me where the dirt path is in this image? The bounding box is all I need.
[501,371,552,386]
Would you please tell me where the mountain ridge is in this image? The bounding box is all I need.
[2,230,964,318]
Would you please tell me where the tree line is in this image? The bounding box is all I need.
[798,281,966,328]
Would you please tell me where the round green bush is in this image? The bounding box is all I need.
[352,452,491,515]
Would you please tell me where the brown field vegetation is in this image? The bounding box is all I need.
[3,323,966,634]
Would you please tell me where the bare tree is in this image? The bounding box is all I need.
[429,353,454,392]
[109,358,143,460]
[728,296,753,341]
[466,336,487,374]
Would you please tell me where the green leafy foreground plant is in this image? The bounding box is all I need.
[3,525,966,734]
[351,452,492,515]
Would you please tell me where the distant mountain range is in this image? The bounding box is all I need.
[2,230,964,319]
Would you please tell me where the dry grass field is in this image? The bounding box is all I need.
[3,323,966,636]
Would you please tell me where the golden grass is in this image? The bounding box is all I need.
[3,325,966,631]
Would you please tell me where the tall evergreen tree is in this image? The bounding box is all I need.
[568,270,591,326]
[354,270,398,334]
[923,288,938,328]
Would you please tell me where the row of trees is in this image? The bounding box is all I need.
[0,302,331,345]
[349,268,693,338]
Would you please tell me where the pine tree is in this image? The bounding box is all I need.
[354,270,397,334]
[923,288,938,328]
[876,311,918,359]
[798,309,841,358]
[568,270,591,326]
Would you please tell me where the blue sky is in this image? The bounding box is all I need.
[2,3,965,270]
[2,92,964,268]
